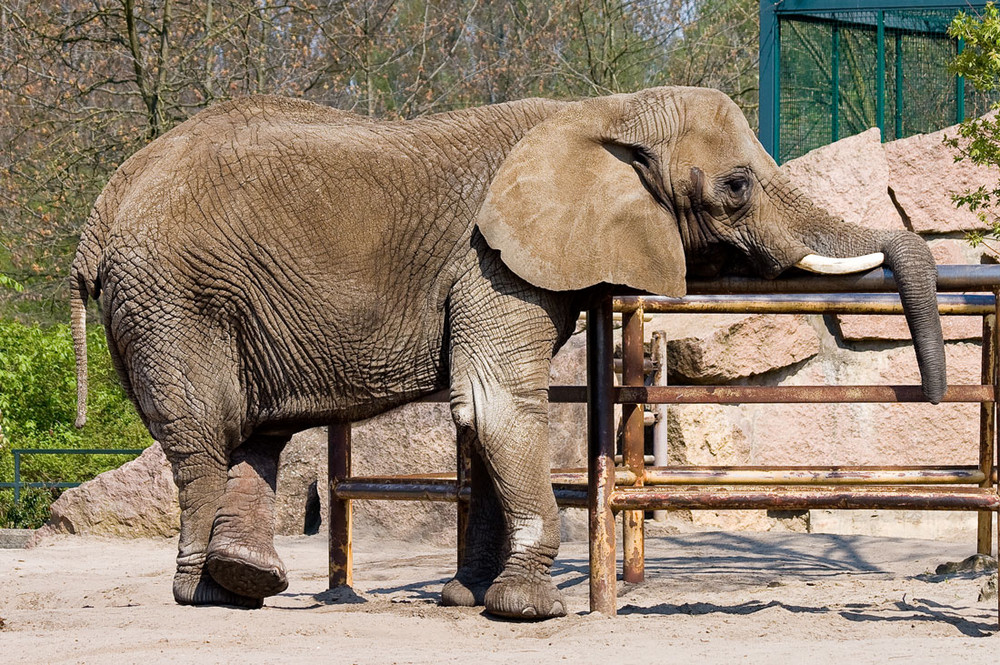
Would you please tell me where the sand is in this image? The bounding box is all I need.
[2,528,999,664]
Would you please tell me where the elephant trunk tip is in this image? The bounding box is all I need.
[923,377,947,406]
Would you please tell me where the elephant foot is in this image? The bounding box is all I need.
[205,536,288,599]
[441,571,495,607]
[173,569,263,609]
[483,570,566,620]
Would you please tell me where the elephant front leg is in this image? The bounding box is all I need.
[450,370,566,619]
[205,434,290,600]
[442,426,507,607]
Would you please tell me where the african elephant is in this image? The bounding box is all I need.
[71,87,946,619]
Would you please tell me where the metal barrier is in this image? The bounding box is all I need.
[328,265,1000,622]
[0,448,145,503]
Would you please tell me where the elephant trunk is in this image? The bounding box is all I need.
[769,192,946,404]
[874,231,947,404]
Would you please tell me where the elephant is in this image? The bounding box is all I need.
[70,87,946,619]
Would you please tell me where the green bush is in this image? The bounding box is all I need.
[948,2,1000,254]
[0,487,55,529]
[0,317,152,517]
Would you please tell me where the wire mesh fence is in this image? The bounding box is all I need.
[766,4,997,164]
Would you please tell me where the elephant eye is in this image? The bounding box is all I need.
[724,173,752,204]
[727,175,749,196]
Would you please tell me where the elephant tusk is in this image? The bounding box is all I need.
[794,252,885,275]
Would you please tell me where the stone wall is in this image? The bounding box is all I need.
[39,119,1000,546]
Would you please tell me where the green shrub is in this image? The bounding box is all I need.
[0,487,55,529]
[948,2,1000,254]
[0,317,152,502]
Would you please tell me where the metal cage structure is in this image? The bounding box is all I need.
[759,0,992,164]
[327,265,1000,624]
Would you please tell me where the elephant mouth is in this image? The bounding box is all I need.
[686,244,887,282]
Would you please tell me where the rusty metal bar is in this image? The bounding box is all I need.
[334,479,589,507]
[650,331,670,522]
[418,383,993,405]
[980,312,997,554]
[551,469,638,485]
[328,422,353,588]
[609,485,1000,512]
[336,465,989,492]
[613,358,658,374]
[417,385,587,403]
[685,265,1000,294]
[614,293,993,315]
[621,306,645,584]
[587,296,617,615]
[456,429,471,569]
[618,384,993,405]
[335,479,462,501]
[642,466,988,486]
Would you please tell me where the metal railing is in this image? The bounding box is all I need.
[0,448,145,503]
[324,264,1000,623]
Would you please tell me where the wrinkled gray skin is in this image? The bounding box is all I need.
[71,87,946,619]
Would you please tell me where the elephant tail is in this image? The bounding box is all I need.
[71,270,90,429]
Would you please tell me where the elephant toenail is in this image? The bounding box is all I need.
[522,606,537,617]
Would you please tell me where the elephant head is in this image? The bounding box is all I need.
[477,86,946,403]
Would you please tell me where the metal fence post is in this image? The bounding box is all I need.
[329,422,353,588]
[621,306,645,583]
[588,295,617,615]
[14,449,20,504]
[456,427,471,568]
[978,311,997,555]
[651,331,670,522]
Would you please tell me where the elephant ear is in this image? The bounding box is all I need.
[476,96,685,296]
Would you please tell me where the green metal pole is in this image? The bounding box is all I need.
[774,13,781,162]
[876,10,885,138]
[14,450,19,504]
[758,1,780,160]
[832,23,840,143]
[895,32,903,140]
[957,37,966,124]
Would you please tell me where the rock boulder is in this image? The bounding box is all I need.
[34,443,179,540]
[654,313,821,383]
[885,118,1000,233]
[782,127,903,230]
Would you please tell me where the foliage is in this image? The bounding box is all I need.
[0,317,152,492]
[0,0,759,323]
[0,274,22,292]
[948,2,1000,256]
[0,487,55,529]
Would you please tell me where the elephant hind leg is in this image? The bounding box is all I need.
[159,428,262,609]
[441,426,506,607]
[205,433,290,599]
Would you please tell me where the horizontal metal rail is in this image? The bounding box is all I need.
[419,384,992,405]
[608,486,1000,512]
[617,384,993,404]
[4,448,146,503]
[685,265,1000,294]
[615,293,995,315]
[336,465,995,503]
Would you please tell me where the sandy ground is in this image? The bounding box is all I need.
[3,528,1000,664]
